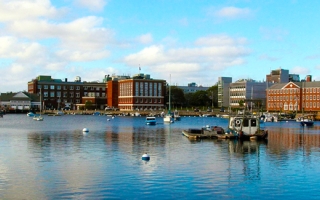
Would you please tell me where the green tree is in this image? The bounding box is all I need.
[170,86,185,108]
[207,85,218,108]
[85,101,93,110]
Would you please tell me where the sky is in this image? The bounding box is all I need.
[1,0,320,92]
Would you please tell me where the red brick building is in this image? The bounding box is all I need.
[107,74,166,111]
[266,81,320,112]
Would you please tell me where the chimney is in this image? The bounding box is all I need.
[65,78,68,82]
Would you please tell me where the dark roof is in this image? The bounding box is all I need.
[267,81,320,90]
[0,92,39,101]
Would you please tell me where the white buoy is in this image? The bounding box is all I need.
[83,128,89,132]
[142,153,150,161]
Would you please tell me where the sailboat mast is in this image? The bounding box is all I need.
[168,74,171,112]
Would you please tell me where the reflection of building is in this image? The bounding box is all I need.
[218,77,232,108]
[268,128,320,152]
[229,79,267,109]
[266,81,320,112]
[0,92,39,111]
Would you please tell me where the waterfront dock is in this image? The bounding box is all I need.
[182,129,237,140]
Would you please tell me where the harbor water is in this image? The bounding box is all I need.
[0,114,320,199]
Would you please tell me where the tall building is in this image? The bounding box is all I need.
[229,79,267,110]
[266,68,289,83]
[108,73,166,111]
[217,77,232,108]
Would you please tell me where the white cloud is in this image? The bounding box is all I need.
[123,35,250,85]
[74,0,108,12]
[137,33,153,44]
[0,0,60,22]
[291,66,310,75]
[211,6,252,19]
[6,16,114,51]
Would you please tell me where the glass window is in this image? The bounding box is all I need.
[57,92,61,97]
[70,86,74,90]
[44,85,48,89]
[57,85,61,90]
[76,86,80,90]
[50,92,55,97]
[50,85,55,89]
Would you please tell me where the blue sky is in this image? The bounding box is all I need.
[1,0,320,92]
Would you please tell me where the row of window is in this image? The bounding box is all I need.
[40,92,106,98]
[43,98,80,103]
[268,87,320,94]
[118,98,162,104]
[268,95,320,101]
[268,102,320,109]
[38,85,105,91]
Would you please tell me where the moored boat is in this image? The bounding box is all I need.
[297,117,314,127]
[227,115,268,140]
[145,116,157,125]
[182,125,235,139]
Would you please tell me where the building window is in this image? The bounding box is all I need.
[57,92,61,97]
[44,92,48,97]
[44,85,48,89]
[84,86,88,90]
[158,83,162,96]
[96,93,99,97]
[63,86,67,90]
[50,85,55,89]
[144,82,148,96]
[70,86,74,90]
[96,87,100,91]
[50,92,55,97]
[76,93,80,98]
[76,86,80,90]
[76,99,80,103]
[70,93,74,98]
[38,85,42,89]
[63,92,67,97]
[57,85,61,90]
[140,82,143,96]
[102,93,106,97]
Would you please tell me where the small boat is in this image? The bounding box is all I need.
[33,115,44,121]
[227,115,268,140]
[33,88,44,121]
[182,125,232,139]
[145,116,157,125]
[297,117,314,127]
[27,112,35,117]
[173,110,181,121]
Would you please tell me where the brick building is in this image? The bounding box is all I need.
[266,81,320,112]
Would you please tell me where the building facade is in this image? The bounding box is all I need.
[229,79,267,110]
[0,92,39,112]
[266,81,320,112]
[217,77,232,108]
[108,74,166,111]
[28,75,107,110]
[177,82,209,93]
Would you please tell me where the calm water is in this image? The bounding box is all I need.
[0,114,320,199]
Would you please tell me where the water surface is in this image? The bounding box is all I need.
[0,114,319,199]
